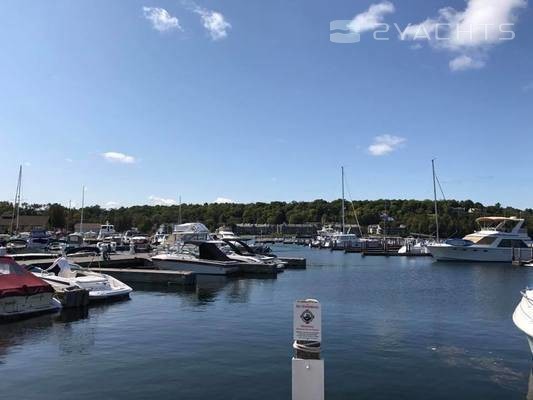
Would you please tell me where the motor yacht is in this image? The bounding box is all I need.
[151,241,243,276]
[513,289,533,356]
[428,217,533,262]
[29,257,132,301]
[220,238,286,270]
[97,222,116,241]
[215,227,241,240]
[0,256,61,319]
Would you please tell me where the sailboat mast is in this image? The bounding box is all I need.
[432,159,440,242]
[10,165,22,234]
[80,185,85,234]
[341,166,345,234]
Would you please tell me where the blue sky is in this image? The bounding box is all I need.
[1,0,532,209]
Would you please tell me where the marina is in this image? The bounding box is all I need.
[2,1,533,398]
[2,245,533,399]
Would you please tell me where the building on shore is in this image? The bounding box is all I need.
[0,212,49,234]
[73,222,101,233]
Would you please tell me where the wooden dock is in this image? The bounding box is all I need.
[360,251,432,257]
[279,257,306,269]
[21,254,150,269]
[90,267,196,286]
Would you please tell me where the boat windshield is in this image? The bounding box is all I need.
[478,219,521,233]
[0,260,24,275]
[463,235,497,245]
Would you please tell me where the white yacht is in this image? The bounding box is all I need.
[428,217,533,262]
[219,238,286,269]
[513,289,533,356]
[97,222,116,240]
[151,241,242,276]
[330,232,360,249]
[29,257,132,301]
[215,227,241,240]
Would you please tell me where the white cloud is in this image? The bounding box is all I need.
[449,55,485,71]
[348,1,395,34]
[368,135,406,156]
[149,195,177,206]
[214,197,234,204]
[101,151,136,164]
[105,201,120,209]
[143,7,182,32]
[194,7,231,40]
[402,0,527,71]
[65,158,73,163]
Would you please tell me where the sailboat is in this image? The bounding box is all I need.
[328,167,360,250]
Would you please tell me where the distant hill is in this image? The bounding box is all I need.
[1,199,531,237]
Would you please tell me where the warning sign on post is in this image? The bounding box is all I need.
[293,299,321,342]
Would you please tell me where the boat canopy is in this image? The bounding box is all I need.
[476,217,522,223]
[0,257,54,298]
[173,223,210,234]
[184,241,232,262]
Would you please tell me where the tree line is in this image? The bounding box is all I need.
[1,199,532,238]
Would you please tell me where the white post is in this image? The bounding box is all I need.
[292,299,324,400]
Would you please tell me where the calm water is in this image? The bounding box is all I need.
[1,246,532,399]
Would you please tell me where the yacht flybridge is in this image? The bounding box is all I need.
[428,217,533,262]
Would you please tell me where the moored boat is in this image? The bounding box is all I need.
[428,217,533,262]
[513,289,533,356]
[29,257,132,302]
[151,241,243,276]
[0,256,61,320]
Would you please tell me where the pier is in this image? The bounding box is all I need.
[90,267,196,286]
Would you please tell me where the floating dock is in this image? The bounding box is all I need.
[90,267,196,286]
[279,257,307,269]
[360,250,432,257]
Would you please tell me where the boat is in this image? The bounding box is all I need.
[28,257,132,301]
[0,256,61,320]
[160,222,213,248]
[330,232,360,250]
[428,217,533,262]
[151,241,242,276]
[512,289,533,356]
[215,227,241,240]
[398,238,430,255]
[97,222,116,241]
[27,228,51,249]
[220,238,286,269]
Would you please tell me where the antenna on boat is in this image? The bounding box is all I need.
[341,166,345,234]
[432,159,440,242]
[178,195,182,225]
[80,185,85,234]
[10,165,22,235]
[68,200,71,232]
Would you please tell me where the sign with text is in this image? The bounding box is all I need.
[293,299,321,342]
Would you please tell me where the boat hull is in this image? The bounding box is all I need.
[0,293,61,320]
[513,292,533,357]
[428,245,532,262]
[152,258,240,276]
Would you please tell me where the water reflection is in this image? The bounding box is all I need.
[0,314,55,362]
[431,345,524,390]
[56,307,89,323]
[526,369,533,400]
